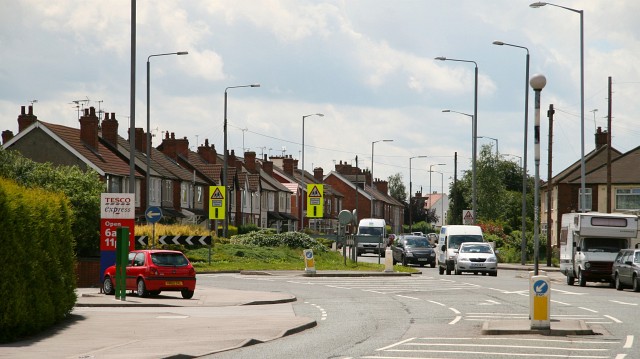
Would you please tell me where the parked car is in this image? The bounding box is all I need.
[391,235,436,267]
[454,242,498,276]
[612,249,640,291]
[103,249,196,299]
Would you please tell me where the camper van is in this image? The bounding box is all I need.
[436,225,484,275]
[355,218,387,256]
[560,212,638,287]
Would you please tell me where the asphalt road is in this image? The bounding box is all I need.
[202,268,640,359]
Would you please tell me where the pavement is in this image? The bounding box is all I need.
[1,264,592,359]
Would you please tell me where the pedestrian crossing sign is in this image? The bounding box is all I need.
[306,184,324,218]
[209,186,226,220]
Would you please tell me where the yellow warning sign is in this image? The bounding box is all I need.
[306,184,323,218]
[209,186,226,220]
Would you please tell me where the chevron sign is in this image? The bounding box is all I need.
[135,235,212,246]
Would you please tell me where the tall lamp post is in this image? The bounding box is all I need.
[530,73,547,275]
[530,2,585,213]
[301,113,324,231]
[493,40,530,265]
[371,139,393,183]
[442,109,476,223]
[409,155,428,232]
[477,136,498,157]
[223,84,260,238]
[429,163,445,199]
[146,51,188,214]
[429,170,445,227]
[436,57,478,223]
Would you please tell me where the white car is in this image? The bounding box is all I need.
[454,242,498,276]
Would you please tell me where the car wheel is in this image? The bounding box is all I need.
[445,264,451,275]
[181,289,194,299]
[578,270,587,287]
[566,275,575,286]
[392,256,397,265]
[615,274,624,291]
[430,262,436,269]
[137,279,149,298]
[633,275,640,292]
[481,272,487,276]
[490,271,498,277]
[438,266,444,275]
[454,264,461,275]
[149,291,161,296]
[402,256,408,267]
[103,276,114,295]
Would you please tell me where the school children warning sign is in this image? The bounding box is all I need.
[307,184,323,218]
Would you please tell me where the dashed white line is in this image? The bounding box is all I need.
[603,315,622,323]
[610,300,638,306]
[578,307,599,313]
[427,300,446,306]
[396,294,420,300]
[305,301,327,321]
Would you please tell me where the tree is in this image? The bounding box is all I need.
[387,172,406,203]
[447,144,534,227]
[0,147,104,257]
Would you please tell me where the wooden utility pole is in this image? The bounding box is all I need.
[607,76,612,213]
[546,104,555,267]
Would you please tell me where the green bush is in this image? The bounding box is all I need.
[238,223,260,235]
[0,178,76,343]
[230,230,327,252]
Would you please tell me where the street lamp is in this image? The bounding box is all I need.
[442,109,476,223]
[301,113,324,230]
[223,83,260,238]
[530,2,585,213]
[409,155,429,232]
[429,170,445,227]
[371,139,393,184]
[493,40,530,265]
[503,153,523,169]
[429,163,445,199]
[436,57,478,223]
[477,136,499,156]
[146,51,188,218]
[530,73,547,275]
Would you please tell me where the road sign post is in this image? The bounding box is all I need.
[209,186,226,221]
[307,184,324,226]
[115,227,129,301]
[145,206,162,248]
[462,209,475,225]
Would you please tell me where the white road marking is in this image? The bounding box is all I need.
[578,307,598,313]
[449,316,462,324]
[603,315,623,323]
[551,300,572,306]
[396,294,420,300]
[427,300,446,306]
[156,315,189,319]
[610,300,638,306]
[304,301,328,321]
[623,335,633,349]
[375,337,415,351]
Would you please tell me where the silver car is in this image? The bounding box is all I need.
[454,242,498,276]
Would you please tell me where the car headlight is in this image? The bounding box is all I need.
[458,257,470,262]
[486,256,497,263]
[448,255,456,260]
[584,262,591,269]
[406,251,414,257]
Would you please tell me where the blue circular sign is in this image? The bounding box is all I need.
[533,279,549,295]
[305,250,314,259]
[145,206,163,224]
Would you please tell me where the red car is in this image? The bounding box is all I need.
[103,250,196,299]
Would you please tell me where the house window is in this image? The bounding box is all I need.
[162,180,173,205]
[578,188,592,212]
[616,188,640,210]
[268,192,275,211]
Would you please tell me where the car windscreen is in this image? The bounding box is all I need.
[460,244,492,253]
[582,237,628,253]
[359,227,383,236]
[405,238,430,247]
[448,235,483,249]
[151,253,189,266]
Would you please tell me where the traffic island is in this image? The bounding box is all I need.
[481,319,595,336]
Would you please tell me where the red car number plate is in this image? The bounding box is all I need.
[165,281,183,286]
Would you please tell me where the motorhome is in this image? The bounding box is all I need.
[560,212,638,287]
[355,218,387,256]
[436,225,484,275]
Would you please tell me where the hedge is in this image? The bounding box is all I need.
[0,178,76,343]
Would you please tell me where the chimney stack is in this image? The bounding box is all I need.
[244,151,257,172]
[79,107,100,150]
[2,130,14,144]
[198,139,217,164]
[101,112,119,147]
[17,105,38,132]
[283,156,294,176]
[595,126,608,149]
[314,167,324,182]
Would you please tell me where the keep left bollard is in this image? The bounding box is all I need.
[304,249,316,274]
[384,247,394,272]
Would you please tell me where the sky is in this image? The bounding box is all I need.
[2,0,640,199]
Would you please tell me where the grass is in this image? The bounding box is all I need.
[185,244,419,273]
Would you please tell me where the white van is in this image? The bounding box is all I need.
[436,225,484,275]
[355,218,387,256]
